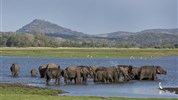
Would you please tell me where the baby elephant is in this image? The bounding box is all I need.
[10,63,19,77]
[31,69,38,77]
[46,68,63,85]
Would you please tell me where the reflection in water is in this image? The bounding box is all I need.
[0,56,178,98]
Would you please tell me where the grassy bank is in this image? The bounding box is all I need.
[0,83,176,100]
[0,47,177,58]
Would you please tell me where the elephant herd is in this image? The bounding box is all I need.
[10,63,167,85]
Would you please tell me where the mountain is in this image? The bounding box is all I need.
[140,28,178,35]
[96,28,178,39]
[125,32,178,48]
[15,19,178,48]
[16,19,87,38]
[96,31,133,39]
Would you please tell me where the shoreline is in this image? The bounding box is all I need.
[1,82,178,97]
[0,47,177,58]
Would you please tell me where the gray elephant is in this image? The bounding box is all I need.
[46,68,63,85]
[139,66,167,80]
[94,66,121,83]
[38,65,47,78]
[105,66,121,83]
[93,66,106,83]
[63,65,93,84]
[94,69,107,83]
[77,65,96,83]
[130,67,140,80]
[10,63,19,77]
[38,63,60,78]
[63,66,81,84]
[31,69,38,77]
[117,65,132,81]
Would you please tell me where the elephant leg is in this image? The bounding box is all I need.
[74,78,76,84]
[82,75,87,83]
[56,77,60,85]
[64,77,68,84]
[94,77,98,83]
[46,78,50,85]
[12,72,14,76]
[14,72,17,77]
[103,78,106,83]
[55,77,58,85]
[139,75,143,80]
[153,74,157,80]
[76,73,81,84]
[16,72,19,77]
[109,76,114,83]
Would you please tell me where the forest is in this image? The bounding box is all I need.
[0,32,178,48]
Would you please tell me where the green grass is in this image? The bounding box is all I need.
[0,83,177,100]
[0,47,177,58]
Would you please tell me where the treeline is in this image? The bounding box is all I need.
[0,32,178,48]
[0,32,58,47]
[0,32,111,47]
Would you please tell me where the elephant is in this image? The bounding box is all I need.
[63,66,81,84]
[105,66,121,83]
[86,65,97,79]
[130,67,140,80]
[94,66,121,83]
[117,65,132,81]
[139,66,167,80]
[77,65,97,83]
[10,63,19,77]
[31,69,38,77]
[46,68,63,85]
[38,65,47,78]
[94,69,107,83]
[93,66,106,83]
[63,65,94,84]
[38,63,60,78]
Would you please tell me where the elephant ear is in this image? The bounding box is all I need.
[156,66,161,74]
[81,68,89,74]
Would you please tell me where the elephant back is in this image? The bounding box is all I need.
[77,65,90,73]
[66,66,77,71]
[95,66,106,72]
[140,66,155,73]
[46,63,60,70]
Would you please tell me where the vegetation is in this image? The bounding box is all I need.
[0,47,177,58]
[0,83,177,100]
[0,32,178,48]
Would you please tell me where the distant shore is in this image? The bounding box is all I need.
[0,47,178,59]
[0,47,177,58]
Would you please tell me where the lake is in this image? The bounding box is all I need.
[0,56,178,98]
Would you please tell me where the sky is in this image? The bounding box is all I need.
[0,0,177,34]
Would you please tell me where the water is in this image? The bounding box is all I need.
[0,56,178,98]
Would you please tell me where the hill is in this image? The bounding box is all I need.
[16,19,87,39]
[140,28,178,35]
[96,28,177,39]
[10,19,178,48]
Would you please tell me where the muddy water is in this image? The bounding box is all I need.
[0,56,177,98]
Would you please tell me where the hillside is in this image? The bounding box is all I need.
[96,31,133,39]
[96,28,177,39]
[140,28,178,35]
[16,19,87,38]
[7,19,177,48]
[124,32,178,48]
